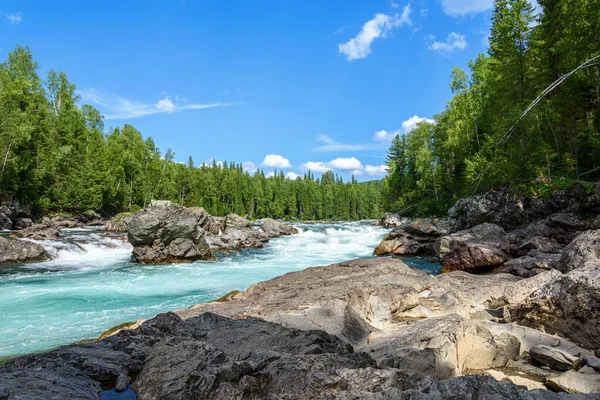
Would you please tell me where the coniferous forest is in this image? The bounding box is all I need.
[383,0,600,215]
[0,46,383,220]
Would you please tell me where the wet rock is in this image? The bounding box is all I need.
[436,223,510,272]
[259,218,298,237]
[124,201,212,263]
[374,228,436,256]
[546,370,600,394]
[557,230,600,273]
[0,236,49,264]
[529,344,580,371]
[205,213,277,253]
[115,371,129,392]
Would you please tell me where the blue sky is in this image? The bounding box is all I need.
[0,0,531,181]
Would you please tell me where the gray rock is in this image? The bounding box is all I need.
[583,355,600,371]
[223,213,251,230]
[115,371,129,392]
[519,236,562,256]
[546,370,600,394]
[124,201,212,263]
[380,212,409,228]
[501,253,560,278]
[14,217,33,230]
[373,228,436,256]
[0,209,12,230]
[260,218,298,237]
[0,236,49,264]
[557,230,600,273]
[448,190,528,231]
[436,223,510,272]
[529,344,580,371]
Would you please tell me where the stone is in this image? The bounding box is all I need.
[259,218,298,237]
[546,370,600,394]
[115,371,129,392]
[0,209,12,230]
[501,253,560,278]
[583,355,600,371]
[124,201,212,263]
[557,230,600,273]
[506,267,600,349]
[223,213,251,229]
[518,236,562,256]
[0,236,49,264]
[436,223,510,272]
[373,228,436,256]
[13,222,60,240]
[506,375,546,391]
[380,212,409,228]
[14,217,33,230]
[529,344,580,371]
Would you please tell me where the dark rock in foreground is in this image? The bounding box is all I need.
[0,236,49,264]
[1,311,594,399]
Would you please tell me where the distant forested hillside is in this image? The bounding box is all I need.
[0,46,382,220]
[384,0,600,215]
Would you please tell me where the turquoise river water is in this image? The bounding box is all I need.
[0,222,440,357]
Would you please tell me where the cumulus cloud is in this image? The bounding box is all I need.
[242,161,257,174]
[426,32,467,54]
[262,154,291,168]
[265,172,275,178]
[363,164,389,176]
[286,172,301,180]
[373,129,401,142]
[328,157,363,171]
[300,161,332,173]
[79,88,235,120]
[338,5,411,61]
[5,12,22,24]
[440,0,492,16]
[402,115,435,132]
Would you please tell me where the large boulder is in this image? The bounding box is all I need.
[509,213,593,249]
[0,236,49,264]
[505,266,600,349]
[260,218,298,237]
[380,212,410,228]
[436,223,511,272]
[500,253,560,278]
[0,206,12,230]
[124,201,212,263]
[557,230,600,273]
[374,227,436,256]
[449,190,527,231]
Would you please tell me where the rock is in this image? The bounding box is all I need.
[519,236,562,256]
[501,253,560,278]
[115,371,129,392]
[0,236,49,264]
[509,213,592,248]
[77,210,101,223]
[380,212,409,228]
[529,344,580,371]
[403,218,448,236]
[448,189,527,231]
[583,355,600,371]
[546,370,600,394]
[373,228,436,256]
[0,208,12,230]
[557,230,600,273]
[260,218,298,237]
[506,375,547,391]
[124,201,212,263]
[596,349,600,358]
[436,223,510,272]
[506,267,600,349]
[14,217,33,230]
[205,213,275,253]
[223,213,251,230]
[485,369,507,381]
[105,214,128,232]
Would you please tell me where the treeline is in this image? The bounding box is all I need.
[384,0,600,216]
[0,46,383,220]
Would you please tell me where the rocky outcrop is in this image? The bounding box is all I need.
[380,212,409,227]
[501,253,560,278]
[0,236,49,264]
[374,218,449,257]
[0,200,33,230]
[3,311,594,399]
[260,218,298,237]
[435,223,511,272]
[124,201,212,263]
[557,230,600,273]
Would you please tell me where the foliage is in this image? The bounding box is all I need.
[0,47,383,220]
[384,0,600,216]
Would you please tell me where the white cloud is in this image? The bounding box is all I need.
[328,157,363,171]
[79,88,235,120]
[242,161,257,174]
[262,154,291,168]
[440,0,492,16]
[313,134,376,152]
[300,161,332,173]
[338,6,411,61]
[5,12,22,24]
[402,115,435,132]
[265,172,276,178]
[426,32,467,54]
[286,172,302,180]
[391,1,400,8]
[373,129,401,142]
[363,164,389,176]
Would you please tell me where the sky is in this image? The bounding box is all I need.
[0,0,536,181]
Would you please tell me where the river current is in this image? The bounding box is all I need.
[0,222,440,357]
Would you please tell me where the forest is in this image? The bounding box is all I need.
[0,46,383,220]
[383,0,600,215]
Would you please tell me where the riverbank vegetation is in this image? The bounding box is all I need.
[383,0,600,216]
[0,46,382,220]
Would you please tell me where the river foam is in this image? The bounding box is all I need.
[0,222,439,357]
